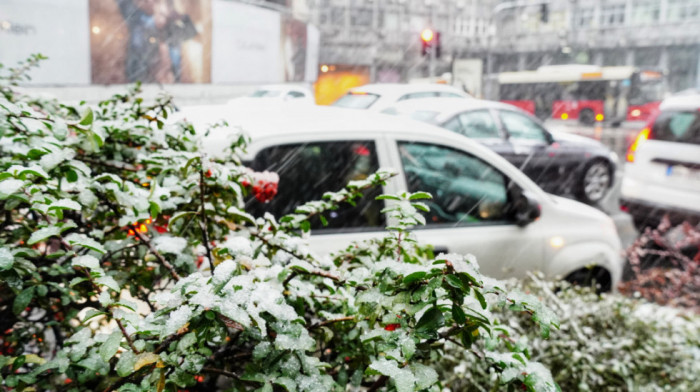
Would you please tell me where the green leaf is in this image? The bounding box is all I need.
[27,222,77,245]
[474,289,487,310]
[149,201,160,219]
[13,286,35,315]
[452,304,467,324]
[79,107,93,126]
[300,220,311,233]
[0,247,14,271]
[444,275,465,291]
[403,271,426,285]
[115,350,136,377]
[415,306,444,338]
[64,233,106,254]
[66,169,78,182]
[168,211,197,230]
[177,332,197,352]
[82,309,108,323]
[409,192,432,200]
[99,331,122,362]
[376,194,401,201]
[319,215,328,226]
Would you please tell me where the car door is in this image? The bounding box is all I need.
[441,109,513,156]
[390,140,544,279]
[496,109,566,193]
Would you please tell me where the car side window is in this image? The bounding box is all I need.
[398,142,512,225]
[456,110,501,139]
[438,92,463,98]
[498,110,548,142]
[250,141,385,230]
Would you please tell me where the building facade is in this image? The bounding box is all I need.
[294,0,700,93]
[494,0,700,92]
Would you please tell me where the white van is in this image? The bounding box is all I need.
[184,105,623,291]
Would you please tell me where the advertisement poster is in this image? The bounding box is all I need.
[0,0,90,84]
[211,1,281,84]
[89,0,212,84]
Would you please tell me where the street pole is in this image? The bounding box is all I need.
[429,2,436,77]
[429,42,436,77]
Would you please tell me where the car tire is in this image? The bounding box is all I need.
[576,159,612,204]
[579,108,595,125]
[564,266,612,293]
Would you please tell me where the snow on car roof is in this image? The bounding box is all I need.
[349,83,471,97]
[659,92,700,111]
[175,103,458,139]
[386,97,524,123]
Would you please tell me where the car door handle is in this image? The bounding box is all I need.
[433,246,449,255]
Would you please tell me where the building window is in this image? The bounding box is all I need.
[351,7,372,26]
[600,4,625,27]
[667,0,700,21]
[631,1,660,24]
[576,7,594,28]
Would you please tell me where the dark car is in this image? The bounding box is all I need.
[383,97,617,204]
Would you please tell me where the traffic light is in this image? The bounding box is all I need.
[421,29,441,58]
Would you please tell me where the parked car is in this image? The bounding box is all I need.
[229,84,315,105]
[331,83,472,112]
[183,105,623,291]
[621,92,700,229]
[383,98,618,205]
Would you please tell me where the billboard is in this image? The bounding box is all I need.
[211,1,281,84]
[89,0,212,84]
[0,0,318,85]
[0,0,90,85]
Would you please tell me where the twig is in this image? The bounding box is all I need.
[283,269,341,287]
[133,230,181,281]
[201,367,240,379]
[310,316,355,330]
[76,157,139,172]
[199,168,215,273]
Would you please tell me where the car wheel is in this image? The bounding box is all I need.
[564,266,612,293]
[577,160,611,204]
[579,108,595,125]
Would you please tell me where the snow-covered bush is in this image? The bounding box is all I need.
[439,273,700,391]
[0,56,559,391]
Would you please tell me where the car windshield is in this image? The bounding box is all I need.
[332,92,380,109]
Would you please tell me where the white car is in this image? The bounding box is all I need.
[229,84,315,105]
[185,105,622,291]
[621,92,700,228]
[331,83,472,112]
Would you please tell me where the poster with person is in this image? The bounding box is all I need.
[89,0,212,84]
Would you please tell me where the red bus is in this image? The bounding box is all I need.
[494,65,665,125]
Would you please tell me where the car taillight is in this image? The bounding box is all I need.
[626,127,650,162]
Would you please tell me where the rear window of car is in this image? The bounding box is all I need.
[652,111,700,145]
[332,92,380,109]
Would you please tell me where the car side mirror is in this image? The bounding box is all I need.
[514,191,541,227]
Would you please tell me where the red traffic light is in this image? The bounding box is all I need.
[421,29,434,43]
